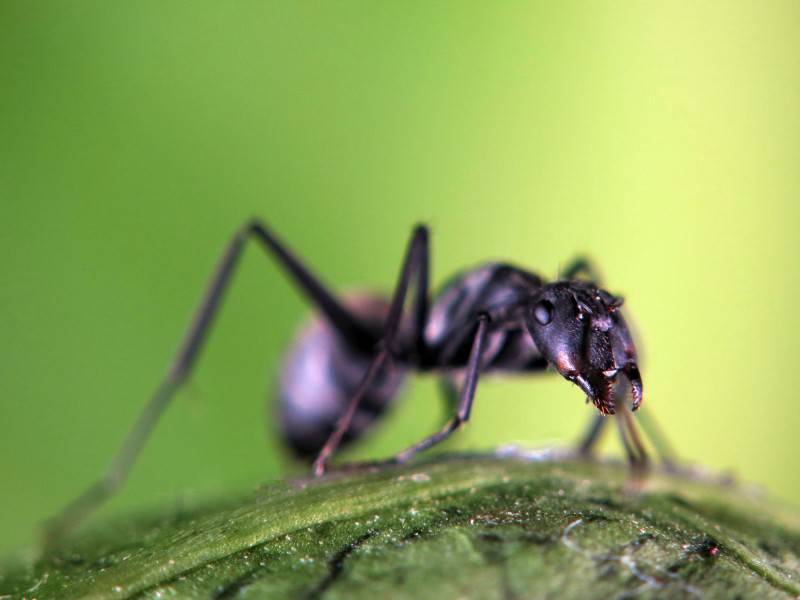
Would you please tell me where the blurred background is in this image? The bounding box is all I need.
[1,2,798,556]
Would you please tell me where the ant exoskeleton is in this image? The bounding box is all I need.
[44,221,660,546]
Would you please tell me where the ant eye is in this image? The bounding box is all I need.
[533,300,553,325]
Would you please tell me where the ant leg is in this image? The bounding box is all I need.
[311,347,390,476]
[392,314,490,464]
[634,409,676,468]
[577,376,628,456]
[615,409,649,474]
[614,414,638,464]
[577,414,609,457]
[579,382,675,467]
[43,219,377,547]
[312,226,429,476]
[246,221,378,351]
[562,256,602,281]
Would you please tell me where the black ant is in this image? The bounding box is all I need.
[44,221,662,546]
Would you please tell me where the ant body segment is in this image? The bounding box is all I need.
[44,221,655,545]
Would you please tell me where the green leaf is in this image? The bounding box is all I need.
[2,454,800,599]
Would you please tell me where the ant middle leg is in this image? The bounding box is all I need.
[311,225,430,476]
[392,314,490,464]
[577,389,677,469]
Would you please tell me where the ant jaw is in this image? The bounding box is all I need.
[593,375,617,415]
[568,371,617,415]
[569,365,642,415]
[624,363,643,411]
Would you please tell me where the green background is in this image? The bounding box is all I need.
[1,2,798,556]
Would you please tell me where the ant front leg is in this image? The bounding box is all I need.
[616,408,649,476]
[43,219,377,548]
[579,384,677,471]
[392,314,490,464]
[578,376,667,476]
[633,409,677,470]
[311,225,430,477]
[562,256,603,282]
[577,413,608,457]
[578,381,650,473]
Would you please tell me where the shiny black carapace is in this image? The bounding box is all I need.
[45,221,652,545]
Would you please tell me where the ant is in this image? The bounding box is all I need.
[44,221,663,546]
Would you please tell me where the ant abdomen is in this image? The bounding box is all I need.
[277,294,408,458]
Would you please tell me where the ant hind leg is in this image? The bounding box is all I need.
[42,220,378,548]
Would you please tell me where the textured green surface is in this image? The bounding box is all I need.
[2,454,799,599]
[2,1,800,558]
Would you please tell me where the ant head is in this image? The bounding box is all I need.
[524,281,642,415]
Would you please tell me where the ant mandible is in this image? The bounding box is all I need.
[44,221,657,546]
